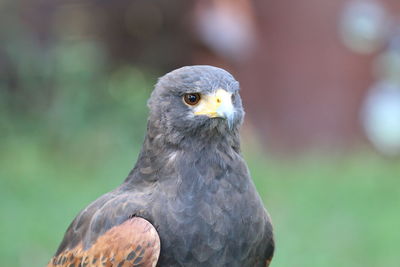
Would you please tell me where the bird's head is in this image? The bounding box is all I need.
[147,66,244,146]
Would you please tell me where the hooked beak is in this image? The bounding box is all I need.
[194,89,235,128]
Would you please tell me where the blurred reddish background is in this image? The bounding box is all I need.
[2,0,400,155]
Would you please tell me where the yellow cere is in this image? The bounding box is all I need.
[194,89,233,118]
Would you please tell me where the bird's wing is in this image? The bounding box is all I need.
[48,217,160,267]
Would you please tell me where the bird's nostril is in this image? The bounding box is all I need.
[217,98,221,103]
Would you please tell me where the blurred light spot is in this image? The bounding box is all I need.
[194,1,256,62]
[362,81,400,155]
[340,0,388,54]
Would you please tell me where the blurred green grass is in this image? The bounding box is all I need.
[248,153,400,267]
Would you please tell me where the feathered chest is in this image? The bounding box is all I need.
[149,160,268,266]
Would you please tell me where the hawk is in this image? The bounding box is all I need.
[48,65,274,267]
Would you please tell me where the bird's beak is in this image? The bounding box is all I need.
[194,89,235,127]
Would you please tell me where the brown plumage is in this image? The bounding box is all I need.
[48,217,160,267]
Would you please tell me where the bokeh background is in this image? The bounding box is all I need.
[1,0,400,266]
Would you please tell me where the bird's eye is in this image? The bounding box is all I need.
[183,93,201,105]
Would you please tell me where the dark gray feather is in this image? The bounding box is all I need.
[53,65,274,266]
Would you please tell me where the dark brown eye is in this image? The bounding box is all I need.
[183,93,201,105]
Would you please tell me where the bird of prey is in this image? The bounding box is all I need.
[48,65,274,267]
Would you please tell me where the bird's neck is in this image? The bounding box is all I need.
[124,122,241,184]
[146,120,241,153]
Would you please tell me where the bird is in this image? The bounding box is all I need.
[48,65,274,267]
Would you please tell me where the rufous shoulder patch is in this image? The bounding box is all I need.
[48,217,160,267]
